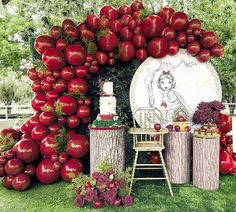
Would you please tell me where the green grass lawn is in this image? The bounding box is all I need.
[0,175,236,212]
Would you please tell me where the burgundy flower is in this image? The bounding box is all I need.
[85,188,97,203]
[198,102,210,110]
[97,174,109,186]
[74,195,84,207]
[210,100,225,111]
[92,172,101,180]
[104,188,118,203]
[122,195,134,207]
[98,190,105,200]
[116,179,125,188]
[75,187,81,195]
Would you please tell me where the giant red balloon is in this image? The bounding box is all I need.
[157,7,175,26]
[65,44,86,66]
[36,159,60,184]
[42,48,66,71]
[210,43,224,58]
[67,134,89,158]
[5,158,24,175]
[40,134,59,157]
[2,175,14,189]
[141,15,164,39]
[14,139,39,163]
[34,35,56,55]
[12,173,31,191]
[61,158,84,182]
[220,149,233,174]
[200,31,218,48]
[147,38,168,58]
[118,41,135,62]
[169,12,188,31]
[217,113,232,134]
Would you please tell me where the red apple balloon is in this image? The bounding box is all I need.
[220,149,233,174]
[61,158,84,182]
[67,134,89,158]
[169,12,188,31]
[217,113,232,134]
[2,175,14,189]
[5,158,24,175]
[157,7,175,26]
[14,139,39,163]
[147,38,168,58]
[12,173,31,191]
[141,15,164,39]
[210,43,224,58]
[36,159,60,184]
[200,31,218,48]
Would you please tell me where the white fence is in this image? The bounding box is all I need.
[0,105,34,120]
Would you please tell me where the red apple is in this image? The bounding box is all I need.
[184,126,191,132]
[93,200,103,209]
[166,124,173,132]
[148,152,161,164]
[174,125,180,132]
[154,123,161,131]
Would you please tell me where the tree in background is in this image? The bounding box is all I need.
[0,0,235,102]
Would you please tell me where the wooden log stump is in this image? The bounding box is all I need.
[164,132,192,184]
[193,137,219,190]
[89,126,126,173]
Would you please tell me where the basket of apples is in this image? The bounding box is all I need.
[193,119,220,138]
[172,107,191,132]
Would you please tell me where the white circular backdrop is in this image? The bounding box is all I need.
[130,49,222,125]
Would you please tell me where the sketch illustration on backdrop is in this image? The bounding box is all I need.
[145,60,196,124]
[130,49,222,127]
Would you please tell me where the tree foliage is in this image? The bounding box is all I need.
[0,0,235,103]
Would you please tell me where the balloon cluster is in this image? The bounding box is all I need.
[218,113,236,175]
[0,0,225,191]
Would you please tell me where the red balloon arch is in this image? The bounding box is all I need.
[0,0,227,191]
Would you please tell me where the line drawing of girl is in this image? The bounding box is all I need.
[145,59,196,124]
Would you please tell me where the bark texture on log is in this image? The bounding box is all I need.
[193,137,219,190]
[90,128,125,173]
[164,132,192,184]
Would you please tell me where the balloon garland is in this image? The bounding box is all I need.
[0,0,225,191]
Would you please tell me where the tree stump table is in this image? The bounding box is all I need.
[164,132,192,184]
[89,126,126,173]
[193,136,220,190]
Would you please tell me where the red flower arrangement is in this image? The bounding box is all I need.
[192,100,225,125]
[69,158,133,209]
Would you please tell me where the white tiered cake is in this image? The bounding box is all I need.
[99,82,117,120]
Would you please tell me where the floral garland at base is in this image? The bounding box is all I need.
[70,158,133,209]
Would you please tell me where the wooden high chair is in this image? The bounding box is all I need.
[129,107,173,196]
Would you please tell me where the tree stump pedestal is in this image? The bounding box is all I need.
[193,136,220,190]
[164,132,192,184]
[89,126,126,173]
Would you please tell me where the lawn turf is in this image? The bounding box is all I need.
[0,175,236,212]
